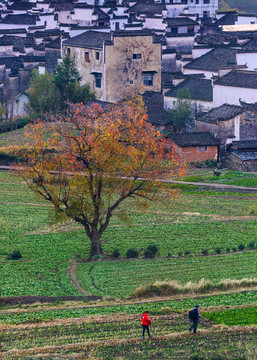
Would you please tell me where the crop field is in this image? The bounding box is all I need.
[0,170,257,298]
[182,169,257,188]
[1,168,257,359]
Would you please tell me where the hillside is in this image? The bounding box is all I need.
[221,0,257,14]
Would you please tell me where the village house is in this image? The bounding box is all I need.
[164,76,213,112]
[166,132,219,163]
[62,29,162,103]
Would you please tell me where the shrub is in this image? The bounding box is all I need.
[232,247,237,252]
[126,248,138,258]
[205,158,217,168]
[238,244,245,251]
[201,249,208,256]
[248,241,256,249]
[215,247,222,254]
[111,249,120,258]
[8,250,22,260]
[226,247,230,253]
[144,244,158,259]
[178,252,182,257]
[184,250,190,256]
[0,152,17,165]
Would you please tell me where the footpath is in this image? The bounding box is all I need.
[1,166,257,194]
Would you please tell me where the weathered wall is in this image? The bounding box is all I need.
[213,85,257,107]
[104,34,161,102]
[63,45,104,99]
[240,111,257,140]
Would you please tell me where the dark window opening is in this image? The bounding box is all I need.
[115,22,119,31]
[94,73,102,88]
[143,72,153,86]
[188,26,194,34]
[96,51,99,60]
[133,53,142,59]
[203,0,210,4]
[130,80,134,84]
[198,145,207,152]
[85,52,89,62]
[67,48,70,55]
[170,27,178,34]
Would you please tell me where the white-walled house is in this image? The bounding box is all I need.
[164,77,213,113]
[183,47,237,79]
[213,70,257,107]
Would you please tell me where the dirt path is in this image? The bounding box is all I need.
[67,259,94,297]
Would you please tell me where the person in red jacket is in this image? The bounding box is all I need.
[141,311,152,339]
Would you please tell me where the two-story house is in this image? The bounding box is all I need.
[62,30,162,103]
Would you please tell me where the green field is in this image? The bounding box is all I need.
[1,168,257,359]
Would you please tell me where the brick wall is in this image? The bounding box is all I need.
[172,143,218,163]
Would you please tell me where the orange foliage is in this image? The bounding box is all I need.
[14,97,186,256]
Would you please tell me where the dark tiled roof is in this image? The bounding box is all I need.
[195,33,237,46]
[8,2,36,10]
[1,14,39,25]
[231,140,257,150]
[62,31,111,49]
[196,104,244,124]
[143,91,173,125]
[214,71,257,89]
[34,29,64,38]
[239,38,257,51]
[45,37,61,49]
[54,3,74,11]
[0,28,27,34]
[217,13,237,26]
[184,47,237,72]
[166,17,199,27]
[165,78,213,102]
[93,7,110,20]
[168,132,219,147]
[127,2,166,15]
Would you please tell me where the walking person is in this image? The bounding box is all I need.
[189,305,200,334]
[141,311,152,339]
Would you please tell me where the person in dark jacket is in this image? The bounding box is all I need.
[141,311,152,339]
[189,305,200,333]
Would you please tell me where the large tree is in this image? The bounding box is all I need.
[14,97,185,256]
[173,88,192,132]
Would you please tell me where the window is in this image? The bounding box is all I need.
[196,0,199,4]
[130,80,134,84]
[96,51,99,60]
[115,22,119,31]
[143,72,153,86]
[170,27,178,34]
[94,73,102,88]
[85,52,89,62]
[188,25,194,34]
[67,48,70,55]
[198,145,207,152]
[133,53,142,60]
[203,0,210,3]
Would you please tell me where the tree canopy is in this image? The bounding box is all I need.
[14,96,185,256]
[172,88,192,132]
[27,55,95,115]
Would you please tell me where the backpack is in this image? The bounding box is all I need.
[189,309,195,321]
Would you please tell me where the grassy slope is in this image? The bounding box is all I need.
[0,170,257,297]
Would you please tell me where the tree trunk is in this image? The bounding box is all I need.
[90,233,103,257]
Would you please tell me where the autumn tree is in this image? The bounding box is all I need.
[14,96,185,257]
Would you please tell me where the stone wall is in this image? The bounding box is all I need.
[223,153,257,172]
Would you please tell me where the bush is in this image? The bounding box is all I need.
[144,244,158,259]
[126,248,138,258]
[201,249,208,256]
[238,244,245,251]
[178,252,182,257]
[215,247,222,254]
[248,241,256,249]
[0,152,17,165]
[8,250,22,260]
[232,247,237,252]
[111,249,120,258]
[184,250,191,256]
[226,247,230,253]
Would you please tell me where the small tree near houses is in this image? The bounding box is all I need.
[13,96,185,257]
